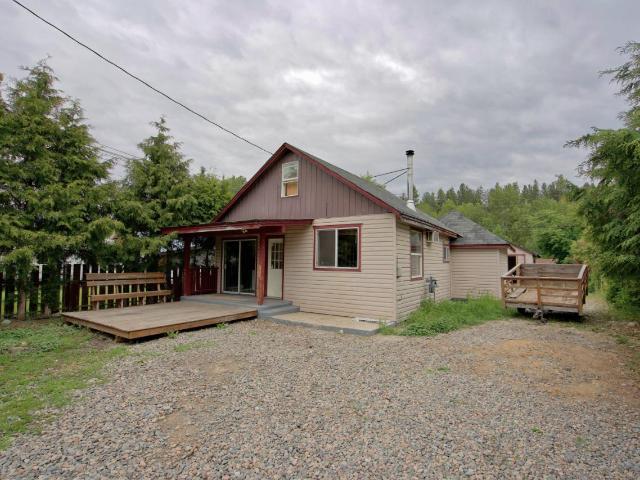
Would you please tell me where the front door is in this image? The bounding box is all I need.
[267,238,284,298]
[223,239,256,294]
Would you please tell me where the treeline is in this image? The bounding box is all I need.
[416,42,640,312]
[0,62,244,317]
[415,175,583,264]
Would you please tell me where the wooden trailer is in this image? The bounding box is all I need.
[501,263,589,316]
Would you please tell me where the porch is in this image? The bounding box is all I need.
[163,219,312,305]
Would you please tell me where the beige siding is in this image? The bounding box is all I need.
[508,245,535,264]
[283,213,396,321]
[396,222,452,321]
[450,248,509,298]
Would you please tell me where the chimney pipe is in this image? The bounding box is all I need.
[405,149,415,210]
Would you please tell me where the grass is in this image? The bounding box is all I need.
[615,334,631,345]
[381,296,514,336]
[425,366,451,374]
[173,339,215,352]
[0,320,128,450]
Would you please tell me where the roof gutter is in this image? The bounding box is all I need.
[450,243,510,249]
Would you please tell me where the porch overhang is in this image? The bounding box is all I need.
[450,243,510,249]
[161,219,313,236]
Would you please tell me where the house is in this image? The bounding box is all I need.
[439,211,510,299]
[163,143,516,323]
[507,244,538,269]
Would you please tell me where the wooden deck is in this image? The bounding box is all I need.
[501,263,588,314]
[62,302,257,339]
[505,288,580,312]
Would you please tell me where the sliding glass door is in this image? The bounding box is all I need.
[223,239,256,294]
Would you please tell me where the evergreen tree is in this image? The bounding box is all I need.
[569,41,640,308]
[115,118,240,270]
[0,62,116,318]
[435,189,446,209]
[115,117,196,270]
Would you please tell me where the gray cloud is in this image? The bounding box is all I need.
[1,0,636,195]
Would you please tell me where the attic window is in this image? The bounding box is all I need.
[281,160,299,197]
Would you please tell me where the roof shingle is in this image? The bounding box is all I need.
[440,211,509,246]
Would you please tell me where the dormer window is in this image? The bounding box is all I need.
[281,160,299,197]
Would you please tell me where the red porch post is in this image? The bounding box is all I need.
[256,232,267,305]
[183,234,193,297]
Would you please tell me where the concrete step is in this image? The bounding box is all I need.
[258,304,300,318]
[181,295,292,310]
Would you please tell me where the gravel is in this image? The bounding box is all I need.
[1,318,639,479]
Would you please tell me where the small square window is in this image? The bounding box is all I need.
[282,160,299,197]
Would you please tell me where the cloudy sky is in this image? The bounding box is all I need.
[2,0,637,196]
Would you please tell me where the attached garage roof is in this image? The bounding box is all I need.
[440,211,509,246]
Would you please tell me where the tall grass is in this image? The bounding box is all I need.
[382,296,514,336]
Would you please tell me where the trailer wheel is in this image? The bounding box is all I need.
[533,309,546,323]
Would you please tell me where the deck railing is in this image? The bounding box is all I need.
[501,263,589,314]
[0,264,217,319]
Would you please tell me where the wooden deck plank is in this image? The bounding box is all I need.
[62,302,257,339]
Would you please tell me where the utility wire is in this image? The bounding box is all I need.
[383,170,407,185]
[95,147,135,163]
[11,0,274,156]
[371,167,408,178]
[96,147,134,160]
[96,143,137,159]
[97,151,128,165]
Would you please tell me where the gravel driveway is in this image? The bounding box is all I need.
[1,318,639,479]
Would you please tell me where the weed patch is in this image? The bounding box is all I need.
[382,296,513,336]
[0,320,128,450]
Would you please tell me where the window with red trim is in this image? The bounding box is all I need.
[315,227,359,269]
[281,160,299,197]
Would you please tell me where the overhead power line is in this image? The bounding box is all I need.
[371,167,408,178]
[96,143,137,159]
[11,0,274,156]
[383,170,407,185]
